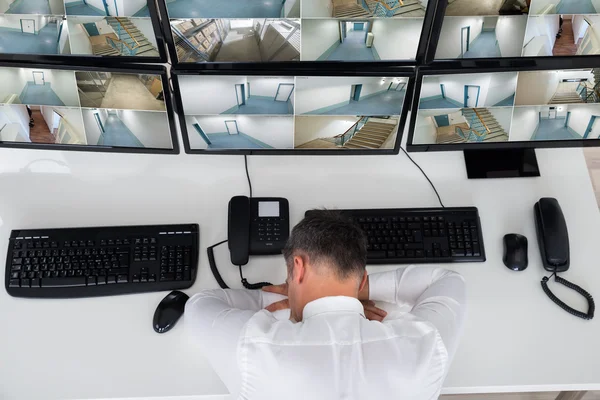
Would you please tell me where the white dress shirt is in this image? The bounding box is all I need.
[185,266,466,400]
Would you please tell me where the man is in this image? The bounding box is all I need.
[185,211,466,400]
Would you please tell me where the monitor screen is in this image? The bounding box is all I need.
[161,0,427,64]
[0,0,163,60]
[0,65,176,153]
[410,68,600,147]
[435,0,600,59]
[175,74,409,153]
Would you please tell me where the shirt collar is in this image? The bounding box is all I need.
[302,296,365,320]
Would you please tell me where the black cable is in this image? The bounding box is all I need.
[244,155,253,198]
[541,271,595,320]
[207,239,272,290]
[238,265,272,290]
[207,240,229,289]
[400,146,445,208]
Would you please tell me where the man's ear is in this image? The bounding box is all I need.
[292,255,307,284]
[358,270,368,292]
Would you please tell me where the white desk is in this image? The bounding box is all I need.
[1,143,600,400]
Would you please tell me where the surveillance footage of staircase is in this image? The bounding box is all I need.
[171,18,300,62]
[332,0,426,18]
[297,117,399,149]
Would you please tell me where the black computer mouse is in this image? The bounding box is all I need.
[503,234,528,271]
[153,290,189,334]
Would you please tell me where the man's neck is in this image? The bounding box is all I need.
[302,280,359,308]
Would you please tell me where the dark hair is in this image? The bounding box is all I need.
[283,210,367,280]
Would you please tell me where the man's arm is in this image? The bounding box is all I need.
[366,267,466,360]
[185,289,287,395]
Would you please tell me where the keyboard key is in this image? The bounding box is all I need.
[41,277,86,288]
[160,273,175,281]
[387,251,395,258]
[396,250,406,257]
[415,250,424,258]
[451,249,465,257]
[367,251,386,259]
[9,279,20,288]
[87,276,97,286]
[117,275,129,283]
[107,275,117,284]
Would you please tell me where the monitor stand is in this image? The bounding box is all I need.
[464,149,540,179]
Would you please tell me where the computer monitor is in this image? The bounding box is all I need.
[158,0,438,65]
[0,0,166,63]
[430,0,600,61]
[0,63,178,154]
[172,69,413,155]
[407,58,600,178]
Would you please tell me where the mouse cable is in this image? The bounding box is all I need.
[400,146,445,208]
[541,269,595,320]
[207,239,272,290]
[244,155,253,198]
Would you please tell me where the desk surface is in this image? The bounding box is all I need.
[1,144,600,400]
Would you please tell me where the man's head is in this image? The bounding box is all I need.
[282,210,368,321]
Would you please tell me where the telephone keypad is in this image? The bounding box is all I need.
[257,218,283,242]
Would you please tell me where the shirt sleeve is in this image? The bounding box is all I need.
[184,289,287,395]
[368,266,466,360]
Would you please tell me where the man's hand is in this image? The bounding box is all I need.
[361,300,387,322]
[262,283,289,312]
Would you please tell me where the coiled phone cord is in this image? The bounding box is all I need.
[541,271,595,320]
[207,240,272,290]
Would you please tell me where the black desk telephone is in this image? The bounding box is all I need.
[534,198,595,320]
[208,196,290,289]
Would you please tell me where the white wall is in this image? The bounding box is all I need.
[248,76,294,98]
[284,0,299,17]
[191,115,294,148]
[0,0,11,13]
[79,0,116,15]
[237,116,294,148]
[510,107,539,141]
[295,76,392,114]
[436,16,484,58]
[301,19,339,61]
[294,115,360,146]
[118,0,146,16]
[413,112,438,144]
[530,0,558,14]
[420,76,441,98]
[81,108,108,145]
[435,72,517,107]
[41,106,86,143]
[0,68,24,101]
[67,21,93,55]
[486,73,518,105]
[131,18,157,48]
[522,15,559,56]
[179,75,246,114]
[496,16,527,57]
[488,107,513,133]
[302,0,331,17]
[118,110,172,148]
[50,0,65,14]
[37,69,80,107]
[1,104,30,139]
[372,18,422,60]
[567,105,600,137]
[515,71,560,105]
[0,15,52,33]
[59,22,70,54]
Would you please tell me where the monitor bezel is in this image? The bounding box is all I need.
[0,61,180,155]
[172,67,414,155]
[407,56,600,152]
[158,0,440,69]
[0,0,168,64]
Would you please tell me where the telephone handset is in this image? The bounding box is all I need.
[208,196,290,290]
[534,198,595,320]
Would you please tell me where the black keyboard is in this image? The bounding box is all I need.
[308,208,485,264]
[5,224,199,298]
